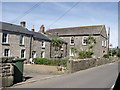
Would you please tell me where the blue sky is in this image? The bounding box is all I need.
[2,2,118,47]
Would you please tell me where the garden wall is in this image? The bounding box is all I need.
[0,57,14,87]
[67,57,119,73]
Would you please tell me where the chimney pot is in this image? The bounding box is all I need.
[20,21,26,28]
[31,25,35,32]
[40,25,45,33]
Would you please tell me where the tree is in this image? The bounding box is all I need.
[85,35,96,50]
[52,37,63,58]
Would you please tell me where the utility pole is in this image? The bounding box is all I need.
[108,27,110,54]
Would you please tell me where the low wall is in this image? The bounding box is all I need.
[0,57,14,87]
[67,57,119,73]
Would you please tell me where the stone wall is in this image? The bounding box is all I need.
[67,57,119,73]
[0,57,14,87]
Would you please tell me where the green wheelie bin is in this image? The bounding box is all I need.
[12,58,26,84]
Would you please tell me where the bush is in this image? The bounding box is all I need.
[103,54,109,58]
[78,50,94,59]
[109,49,117,56]
[117,49,120,57]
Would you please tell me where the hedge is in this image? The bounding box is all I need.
[34,58,67,67]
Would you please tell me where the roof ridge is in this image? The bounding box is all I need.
[0,21,27,29]
[47,24,105,31]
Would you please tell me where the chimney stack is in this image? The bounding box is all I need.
[40,25,45,33]
[20,21,26,28]
[31,25,35,32]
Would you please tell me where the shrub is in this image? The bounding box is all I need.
[103,54,109,58]
[78,50,94,59]
[117,49,120,57]
[109,49,117,56]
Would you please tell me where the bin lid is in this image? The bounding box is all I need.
[12,58,26,62]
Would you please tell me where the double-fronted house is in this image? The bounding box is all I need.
[46,25,108,58]
[0,21,51,60]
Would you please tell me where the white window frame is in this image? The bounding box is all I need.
[21,49,25,58]
[4,49,10,57]
[2,33,9,44]
[70,37,74,45]
[102,41,104,47]
[61,45,64,51]
[32,51,36,58]
[41,51,45,58]
[41,41,45,48]
[104,40,106,47]
[82,37,87,45]
[20,35,24,45]
[69,49,74,56]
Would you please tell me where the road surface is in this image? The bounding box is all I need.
[11,61,119,88]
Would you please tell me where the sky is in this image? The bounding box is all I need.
[1,2,118,48]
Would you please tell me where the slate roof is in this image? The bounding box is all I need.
[0,21,32,35]
[46,25,105,36]
[46,33,67,44]
[30,31,51,42]
[0,21,51,42]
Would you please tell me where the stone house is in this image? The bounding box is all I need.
[46,25,108,58]
[0,21,51,60]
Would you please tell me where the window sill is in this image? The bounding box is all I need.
[41,47,45,49]
[70,44,75,46]
[82,44,87,46]
[2,43,10,46]
[19,44,25,46]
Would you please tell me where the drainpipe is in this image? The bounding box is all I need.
[29,35,33,59]
[108,27,110,54]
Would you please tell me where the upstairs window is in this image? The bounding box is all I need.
[4,49,10,57]
[20,35,24,45]
[2,33,8,44]
[104,40,107,47]
[21,49,25,58]
[41,41,45,47]
[102,41,104,47]
[82,37,87,45]
[70,37,74,45]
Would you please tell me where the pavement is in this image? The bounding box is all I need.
[10,61,120,88]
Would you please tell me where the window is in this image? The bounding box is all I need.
[102,41,104,47]
[70,49,74,56]
[21,49,25,58]
[82,37,87,45]
[32,51,36,58]
[41,41,45,47]
[4,49,10,56]
[104,40,107,47]
[70,37,74,45]
[2,33,8,44]
[41,51,45,58]
[61,45,64,51]
[20,35,24,45]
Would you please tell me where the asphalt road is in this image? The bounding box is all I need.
[12,61,119,88]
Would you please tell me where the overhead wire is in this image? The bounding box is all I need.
[11,0,46,23]
[47,2,79,29]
